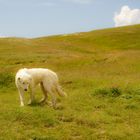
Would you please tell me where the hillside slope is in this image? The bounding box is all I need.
[34,24,140,49]
[0,25,140,139]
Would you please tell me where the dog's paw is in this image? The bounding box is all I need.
[39,98,46,104]
[27,100,36,106]
[27,100,32,105]
[46,101,53,106]
[20,104,24,107]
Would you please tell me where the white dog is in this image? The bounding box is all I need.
[15,68,66,107]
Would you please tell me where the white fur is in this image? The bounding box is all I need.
[15,68,66,107]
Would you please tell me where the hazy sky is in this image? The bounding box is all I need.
[0,0,140,38]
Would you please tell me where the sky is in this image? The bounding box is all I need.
[0,0,140,38]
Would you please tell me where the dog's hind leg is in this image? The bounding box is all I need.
[47,88,57,109]
[39,82,48,103]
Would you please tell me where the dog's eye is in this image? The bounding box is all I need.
[23,82,25,84]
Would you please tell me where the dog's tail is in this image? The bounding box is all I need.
[56,85,67,97]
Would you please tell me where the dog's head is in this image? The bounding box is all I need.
[17,75,32,91]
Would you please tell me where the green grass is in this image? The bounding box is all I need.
[0,24,140,139]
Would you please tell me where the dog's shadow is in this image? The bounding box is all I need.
[27,102,46,107]
[27,101,64,110]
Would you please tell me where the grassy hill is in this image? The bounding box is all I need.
[0,24,140,139]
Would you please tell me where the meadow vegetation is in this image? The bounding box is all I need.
[0,24,140,139]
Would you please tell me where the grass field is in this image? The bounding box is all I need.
[0,24,140,140]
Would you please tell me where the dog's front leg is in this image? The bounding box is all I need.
[18,88,25,107]
[28,87,35,105]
